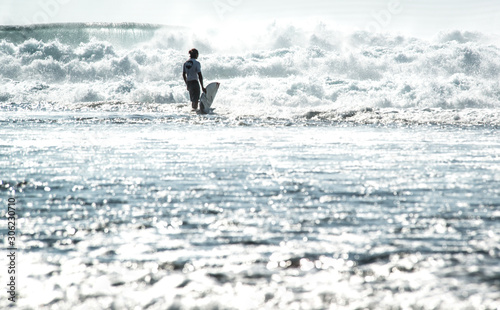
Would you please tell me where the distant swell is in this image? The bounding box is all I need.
[0,22,165,45]
[1,22,500,125]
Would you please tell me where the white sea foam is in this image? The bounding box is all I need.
[1,22,499,125]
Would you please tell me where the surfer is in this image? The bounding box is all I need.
[183,48,206,111]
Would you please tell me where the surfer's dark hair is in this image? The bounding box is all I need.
[189,48,199,58]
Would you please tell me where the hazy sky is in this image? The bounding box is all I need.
[2,0,500,37]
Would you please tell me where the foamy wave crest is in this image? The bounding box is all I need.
[1,22,500,125]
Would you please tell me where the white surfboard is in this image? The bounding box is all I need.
[200,82,220,114]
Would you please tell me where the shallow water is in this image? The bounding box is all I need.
[1,111,499,309]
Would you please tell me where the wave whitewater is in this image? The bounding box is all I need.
[1,22,500,125]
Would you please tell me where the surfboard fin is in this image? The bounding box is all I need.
[200,103,207,114]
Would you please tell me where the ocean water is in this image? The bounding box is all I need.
[1,23,500,309]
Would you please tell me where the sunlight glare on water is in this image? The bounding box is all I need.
[1,113,499,309]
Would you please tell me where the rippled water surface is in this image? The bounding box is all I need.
[1,112,500,309]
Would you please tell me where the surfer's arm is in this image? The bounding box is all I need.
[182,72,188,87]
[198,72,206,93]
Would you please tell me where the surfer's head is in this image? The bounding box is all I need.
[189,48,199,59]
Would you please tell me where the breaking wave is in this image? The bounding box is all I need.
[1,22,500,125]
